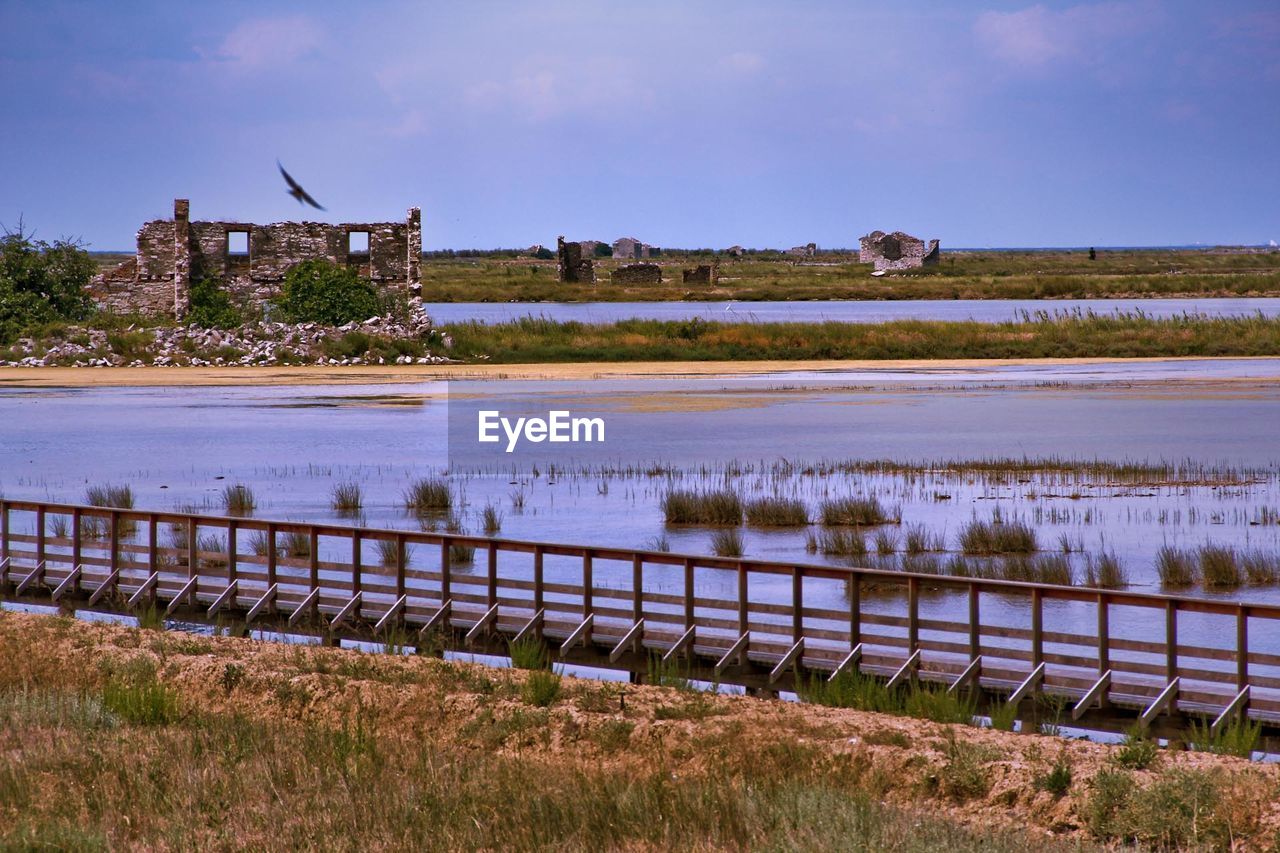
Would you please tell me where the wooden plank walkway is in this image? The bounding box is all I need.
[3,499,1279,738]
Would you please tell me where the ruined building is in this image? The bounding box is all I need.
[556,236,595,283]
[858,231,940,271]
[90,199,422,318]
[611,263,662,285]
[612,237,658,260]
[681,264,718,285]
[786,243,817,258]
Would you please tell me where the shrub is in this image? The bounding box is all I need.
[661,489,742,525]
[521,669,562,708]
[934,734,994,802]
[743,496,808,527]
[187,277,243,328]
[0,227,94,343]
[1114,727,1159,770]
[1035,755,1073,797]
[276,259,379,325]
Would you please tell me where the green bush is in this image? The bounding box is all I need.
[276,259,379,325]
[187,277,242,328]
[0,228,94,343]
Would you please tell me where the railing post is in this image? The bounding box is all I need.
[266,523,278,588]
[440,539,451,604]
[109,510,120,576]
[1,500,9,569]
[738,560,749,636]
[351,528,362,596]
[683,557,693,627]
[968,582,980,658]
[148,513,158,575]
[72,508,82,594]
[187,518,197,605]
[1031,587,1043,666]
[535,545,546,614]
[226,519,237,584]
[36,505,46,569]
[849,572,861,648]
[907,575,919,653]
[1237,605,1248,691]
[1097,592,1110,673]
[487,541,498,608]
[583,549,594,618]
[395,533,406,600]
[1166,600,1178,683]
[792,566,803,643]
[308,527,319,592]
[629,552,640,623]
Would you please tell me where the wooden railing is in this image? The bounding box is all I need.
[1,499,1277,733]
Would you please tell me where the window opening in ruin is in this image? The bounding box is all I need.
[227,230,249,257]
[348,231,370,256]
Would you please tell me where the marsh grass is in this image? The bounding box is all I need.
[873,529,899,555]
[1198,544,1242,589]
[482,504,503,536]
[744,496,808,527]
[376,538,411,567]
[100,667,180,726]
[222,484,255,516]
[331,482,363,513]
[84,483,136,537]
[1084,552,1127,588]
[444,516,474,565]
[661,489,743,525]
[404,478,452,512]
[1114,727,1159,770]
[1242,550,1280,584]
[819,496,896,527]
[1188,716,1262,759]
[710,527,745,557]
[809,528,867,558]
[509,638,550,670]
[1155,545,1196,587]
[958,517,1037,554]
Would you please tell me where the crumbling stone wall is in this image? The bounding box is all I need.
[612,263,662,284]
[786,243,817,258]
[612,237,657,259]
[557,236,595,283]
[859,230,940,271]
[89,199,422,318]
[681,264,718,285]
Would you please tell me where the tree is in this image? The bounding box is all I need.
[0,223,95,343]
[275,259,380,325]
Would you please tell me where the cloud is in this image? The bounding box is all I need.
[205,16,324,70]
[718,52,764,77]
[974,2,1153,69]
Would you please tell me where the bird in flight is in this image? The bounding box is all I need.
[277,160,326,211]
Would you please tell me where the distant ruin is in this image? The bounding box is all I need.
[681,264,718,285]
[612,263,662,284]
[90,199,421,318]
[612,237,659,260]
[786,243,817,258]
[556,236,595,283]
[859,231,940,271]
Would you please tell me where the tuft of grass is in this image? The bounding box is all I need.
[1188,716,1261,759]
[444,516,474,565]
[100,666,180,726]
[987,701,1018,732]
[404,477,452,512]
[331,481,363,513]
[934,734,995,802]
[661,489,743,525]
[873,529,899,555]
[508,638,550,671]
[958,516,1036,554]
[819,496,896,526]
[1084,552,1127,588]
[376,537,411,567]
[809,528,867,558]
[1034,754,1073,797]
[1114,727,1159,770]
[135,605,165,632]
[710,527,745,557]
[86,483,134,510]
[521,669,562,707]
[1198,544,1241,589]
[644,533,671,552]
[1242,550,1280,584]
[281,528,312,558]
[743,496,808,527]
[482,504,503,536]
[904,524,931,555]
[222,484,255,516]
[1155,545,1196,587]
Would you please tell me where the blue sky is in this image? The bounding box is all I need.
[2,1,1277,250]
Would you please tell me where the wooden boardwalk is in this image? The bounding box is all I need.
[2,499,1278,739]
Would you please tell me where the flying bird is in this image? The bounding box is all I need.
[277,160,325,211]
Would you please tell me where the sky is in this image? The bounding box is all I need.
[1,1,1278,250]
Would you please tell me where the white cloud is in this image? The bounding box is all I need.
[974,2,1153,69]
[206,16,324,70]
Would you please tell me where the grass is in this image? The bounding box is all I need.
[482,504,503,536]
[798,670,977,725]
[661,489,743,525]
[404,477,452,512]
[819,496,896,526]
[83,483,136,537]
[743,496,808,526]
[1242,550,1280,584]
[331,481,363,513]
[1114,727,1160,770]
[1084,552,1127,588]
[1188,716,1262,759]
[508,638,550,671]
[873,529,899,555]
[440,311,1280,364]
[958,517,1037,554]
[1198,544,1242,589]
[807,528,867,558]
[709,527,745,557]
[222,483,255,516]
[375,537,411,567]
[521,669,562,708]
[1155,545,1196,587]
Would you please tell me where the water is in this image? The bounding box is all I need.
[426,297,1280,326]
[3,358,1280,655]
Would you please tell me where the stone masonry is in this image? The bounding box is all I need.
[557,236,595,283]
[612,263,662,284]
[89,199,422,318]
[858,230,940,271]
[681,264,718,285]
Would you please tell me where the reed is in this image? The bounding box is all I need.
[873,529,899,555]
[222,484,255,516]
[375,538,411,567]
[710,528,745,558]
[1084,552,1127,589]
[1155,545,1196,587]
[819,496,896,527]
[482,504,503,536]
[404,478,452,512]
[1242,550,1280,585]
[743,496,808,527]
[811,529,867,558]
[661,489,743,525]
[1198,544,1242,590]
[331,482,363,513]
[958,518,1037,554]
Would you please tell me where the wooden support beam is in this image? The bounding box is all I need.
[715,631,750,674]
[559,614,595,658]
[662,624,696,664]
[51,565,83,602]
[609,618,644,663]
[330,592,363,629]
[465,602,499,645]
[1007,661,1046,707]
[769,638,805,684]
[885,648,921,691]
[948,656,982,695]
[0,556,10,587]
[827,643,863,683]
[208,580,239,617]
[15,560,46,595]
[1211,687,1251,737]
[165,577,198,617]
[420,599,452,638]
[288,588,320,627]
[1138,677,1180,729]
[87,569,120,606]
[245,583,279,624]
[374,595,407,634]
[511,609,545,647]
[126,572,159,608]
[1072,670,1112,720]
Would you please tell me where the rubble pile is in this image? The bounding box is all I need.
[1,312,454,368]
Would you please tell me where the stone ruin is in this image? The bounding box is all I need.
[681,264,718,285]
[556,236,595,283]
[858,230,940,271]
[611,263,662,285]
[786,243,817,258]
[612,237,659,260]
[89,199,422,318]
